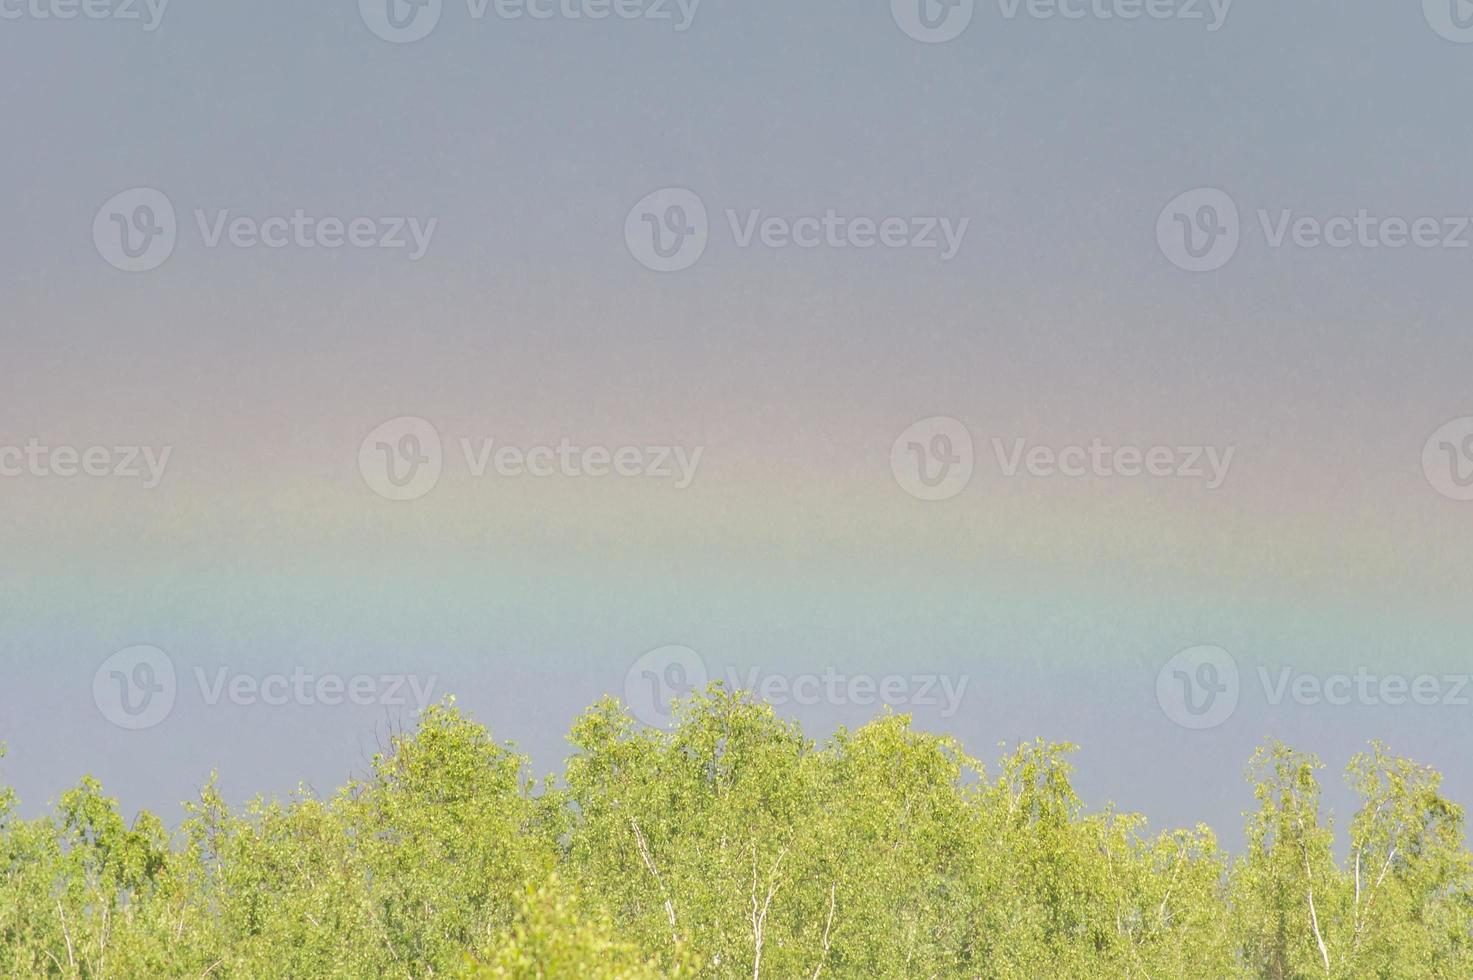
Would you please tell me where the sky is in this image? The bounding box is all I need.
[2,0,1473,850]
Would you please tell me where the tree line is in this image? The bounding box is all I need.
[2,687,1469,977]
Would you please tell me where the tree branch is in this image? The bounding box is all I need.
[630,816,679,946]
[810,882,836,980]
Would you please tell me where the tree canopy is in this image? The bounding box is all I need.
[2,688,1469,978]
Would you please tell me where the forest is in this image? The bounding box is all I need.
[2,687,1469,978]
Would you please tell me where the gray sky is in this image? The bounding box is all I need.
[3,0,1473,851]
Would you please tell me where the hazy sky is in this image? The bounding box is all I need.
[3,0,1472,850]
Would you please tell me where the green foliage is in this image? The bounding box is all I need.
[465,875,673,979]
[1,692,1471,978]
